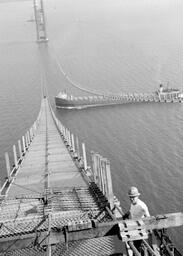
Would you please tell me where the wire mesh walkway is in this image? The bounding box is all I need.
[7,98,87,198]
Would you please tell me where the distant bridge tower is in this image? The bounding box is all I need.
[33,0,48,42]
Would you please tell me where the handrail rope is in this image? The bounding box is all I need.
[48,44,156,98]
[40,66,49,100]
[12,199,22,223]
[37,174,50,188]
[11,182,43,195]
[1,92,43,196]
[48,97,103,191]
[44,95,49,192]
[49,102,117,214]
[0,198,41,218]
[48,43,104,96]
[2,125,40,198]
[42,88,109,213]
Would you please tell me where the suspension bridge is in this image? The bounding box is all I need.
[0,1,183,255]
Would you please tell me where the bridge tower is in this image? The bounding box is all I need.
[33,0,48,42]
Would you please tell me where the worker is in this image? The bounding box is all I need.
[123,186,150,253]
[128,186,150,219]
[123,186,150,220]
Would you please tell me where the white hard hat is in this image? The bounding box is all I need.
[128,186,140,197]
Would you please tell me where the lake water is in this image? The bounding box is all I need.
[0,0,183,252]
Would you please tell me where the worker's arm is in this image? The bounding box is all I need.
[143,205,150,218]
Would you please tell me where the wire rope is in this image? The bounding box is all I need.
[48,42,104,96]
[11,182,42,195]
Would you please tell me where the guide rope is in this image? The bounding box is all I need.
[48,43,104,96]
[11,182,43,195]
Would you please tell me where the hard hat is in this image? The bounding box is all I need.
[128,186,140,197]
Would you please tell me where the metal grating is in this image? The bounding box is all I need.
[0,210,91,238]
[50,187,100,212]
[0,187,112,239]
[0,236,125,256]
[52,236,125,256]
[0,198,44,221]
[0,246,45,256]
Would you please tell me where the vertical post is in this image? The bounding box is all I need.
[91,151,97,182]
[100,158,105,194]
[30,128,33,141]
[63,126,66,140]
[61,125,64,136]
[68,130,71,147]
[58,121,61,132]
[71,134,75,152]
[105,160,114,209]
[25,133,28,149]
[60,122,63,135]
[97,154,102,190]
[13,145,18,169]
[98,155,103,191]
[29,128,32,140]
[65,129,69,144]
[64,128,67,141]
[82,143,87,170]
[75,136,80,159]
[61,124,64,135]
[57,120,60,130]
[27,131,30,145]
[25,132,28,146]
[94,153,100,189]
[101,158,107,196]
[5,152,11,180]
[18,140,22,159]
[28,130,31,143]
[22,136,26,153]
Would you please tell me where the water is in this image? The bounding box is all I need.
[0,0,183,251]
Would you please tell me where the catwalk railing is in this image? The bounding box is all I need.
[50,103,115,210]
[0,104,43,196]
